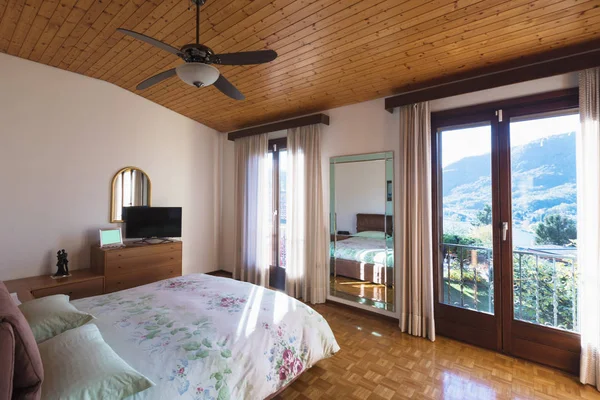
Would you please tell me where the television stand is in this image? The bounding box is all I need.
[134,237,175,245]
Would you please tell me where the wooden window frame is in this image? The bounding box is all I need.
[430,88,581,375]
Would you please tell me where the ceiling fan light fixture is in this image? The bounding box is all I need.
[176,63,219,87]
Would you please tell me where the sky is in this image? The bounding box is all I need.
[441,112,580,168]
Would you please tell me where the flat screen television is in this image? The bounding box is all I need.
[123,207,182,239]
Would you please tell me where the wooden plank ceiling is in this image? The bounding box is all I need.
[0,0,599,132]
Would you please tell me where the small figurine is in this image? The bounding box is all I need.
[62,249,69,275]
[54,249,69,277]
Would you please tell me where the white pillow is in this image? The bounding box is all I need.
[10,292,21,305]
[354,230,387,240]
[19,294,94,343]
[38,324,154,400]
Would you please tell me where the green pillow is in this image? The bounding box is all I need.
[18,294,94,343]
[39,324,154,400]
[354,231,387,240]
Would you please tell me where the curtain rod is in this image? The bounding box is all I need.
[227,114,330,141]
[384,39,600,112]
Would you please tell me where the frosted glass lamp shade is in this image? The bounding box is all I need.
[176,63,220,87]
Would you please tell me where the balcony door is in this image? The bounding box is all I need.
[432,110,502,351]
[432,90,581,374]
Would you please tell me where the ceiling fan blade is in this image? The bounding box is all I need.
[214,50,277,65]
[136,68,177,90]
[213,75,245,100]
[117,28,182,57]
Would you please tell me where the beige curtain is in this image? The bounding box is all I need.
[398,102,435,341]
[579,67,600,390]
[233,134,272,287]
[285,125,328,303]
[131,169,144,205]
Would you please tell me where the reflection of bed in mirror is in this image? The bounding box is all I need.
[331,213,393,286]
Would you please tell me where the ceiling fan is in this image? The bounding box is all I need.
[117,0,278,100]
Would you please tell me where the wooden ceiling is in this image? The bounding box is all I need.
[0,0,599,132]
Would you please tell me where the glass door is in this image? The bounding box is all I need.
[432,90,581,374]
[500,106,581,374]
[268,138,287,290]
[432,110,502,351]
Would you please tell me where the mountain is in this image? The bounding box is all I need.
[443,133,577,230]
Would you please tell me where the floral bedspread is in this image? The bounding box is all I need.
[71,274,339,400]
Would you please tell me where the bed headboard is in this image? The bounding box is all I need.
[356,213,393,236]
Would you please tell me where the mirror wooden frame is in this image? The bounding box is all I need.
[110,166,152,223]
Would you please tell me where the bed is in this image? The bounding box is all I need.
[331,213,394,286]
[2,274,339,400]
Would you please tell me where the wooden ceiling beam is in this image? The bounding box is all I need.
[227,113,330,141]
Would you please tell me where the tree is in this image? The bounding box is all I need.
[473,204,492,226]
[534,214,577,246]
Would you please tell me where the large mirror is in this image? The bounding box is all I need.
[110,167,151,222]
[330,152,395,312]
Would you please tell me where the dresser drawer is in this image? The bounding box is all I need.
[104,265,182,293]
[106,242,182,262]
[105,250,182,276]
[32,277,104,300]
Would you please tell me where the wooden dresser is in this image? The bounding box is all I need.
[91,241,182,293]
[4,269,104,302]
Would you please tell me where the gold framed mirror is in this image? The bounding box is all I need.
[110,167,151,222]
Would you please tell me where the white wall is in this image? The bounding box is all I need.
[219,136,236,273]
[0,53,221,280]
[333,158,386,234]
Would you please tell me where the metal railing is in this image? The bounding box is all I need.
[441,243,579,332]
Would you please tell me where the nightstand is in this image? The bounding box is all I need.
[4,269,104,302]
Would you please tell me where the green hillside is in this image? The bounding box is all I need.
[442,132,577,245]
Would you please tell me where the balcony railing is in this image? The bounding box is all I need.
[441,243,578,332]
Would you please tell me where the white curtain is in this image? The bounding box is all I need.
[233,134,272,287]
[285,125,329,303]
[398,102,436,341]
[579,67,600,389]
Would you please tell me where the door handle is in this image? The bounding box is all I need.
[502,222,509,241]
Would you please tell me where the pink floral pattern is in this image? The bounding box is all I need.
[263,322,308,385]
[156,278,209,292]
[206,295,247,313]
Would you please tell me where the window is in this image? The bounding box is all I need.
[267,138,287,289]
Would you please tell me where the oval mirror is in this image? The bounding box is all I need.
[110,167,151,222]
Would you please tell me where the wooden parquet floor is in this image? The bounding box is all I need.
[276,302,600,400]
[330,276,395,305]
